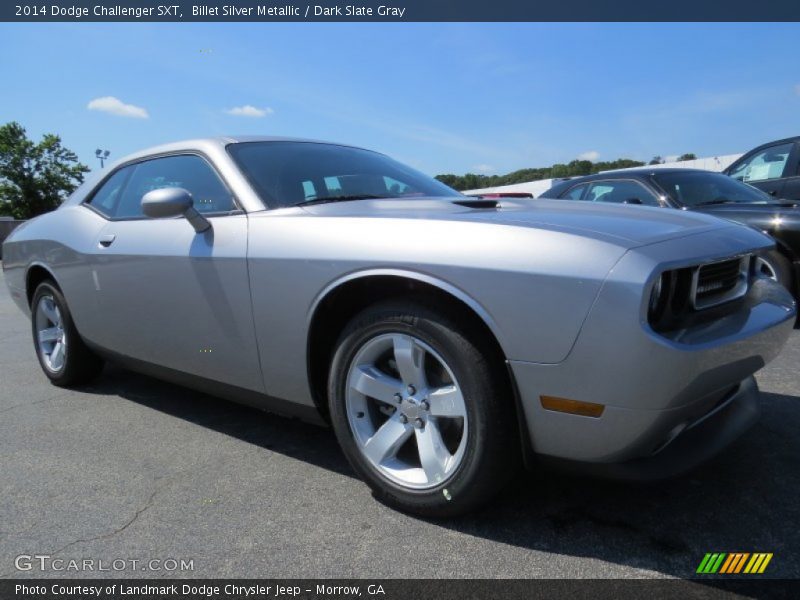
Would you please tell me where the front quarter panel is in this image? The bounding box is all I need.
[511,225,795,463]
[246,210,628,406]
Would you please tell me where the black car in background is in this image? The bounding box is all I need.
[541,169,800,303]
[723,136,800,201]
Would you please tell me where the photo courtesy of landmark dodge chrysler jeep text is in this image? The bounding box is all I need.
[2,137,796,516]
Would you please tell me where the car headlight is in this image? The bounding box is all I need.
[647,255,752,333]
[648,272,669,322]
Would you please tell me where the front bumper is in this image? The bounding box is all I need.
[510,233,796,477]
[537,376,761,481]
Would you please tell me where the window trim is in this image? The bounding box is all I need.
[81,150,243,222]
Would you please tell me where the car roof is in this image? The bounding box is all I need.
[551,168,714,185]
[111,136,366,167]
[739,135,800,152]
[591,167,712,178]
[542,168,728,198]
[67,136,373,209]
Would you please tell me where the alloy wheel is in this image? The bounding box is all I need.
[345,333,468,490]
[35,294,67,372]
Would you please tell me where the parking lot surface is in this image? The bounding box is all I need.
[1,267,798,579]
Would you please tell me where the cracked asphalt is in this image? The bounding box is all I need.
[1,267,799,580]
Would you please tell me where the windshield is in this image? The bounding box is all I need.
[228,141,461,209]
[652,171,774,207]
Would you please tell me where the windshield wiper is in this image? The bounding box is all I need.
[693,199,738,206]
[296,194,385,207]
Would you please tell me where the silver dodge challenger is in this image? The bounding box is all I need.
[2,137,796,516]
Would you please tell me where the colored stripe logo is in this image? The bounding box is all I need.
[696,553,773,574]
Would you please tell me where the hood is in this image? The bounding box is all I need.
[300,197,745,248]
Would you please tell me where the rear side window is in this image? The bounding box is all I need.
[112,155,234,219]
[87,167,133,217]
[584,180,659,206]
[562,183,587,200]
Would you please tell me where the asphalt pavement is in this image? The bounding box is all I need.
[1,267,798,580]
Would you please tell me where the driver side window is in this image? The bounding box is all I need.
[728,143,793,182]
[113,155,235,219]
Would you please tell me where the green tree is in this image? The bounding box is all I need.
[648,156,664,165]
[435,157,646,191]
[0,122,89,219]
[677,153,697,161]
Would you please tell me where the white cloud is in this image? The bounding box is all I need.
[577,150,600,161]
[87,96,148,119]
[225,105,274,118]
[472,164,496,173]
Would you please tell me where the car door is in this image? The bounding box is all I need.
[726,142,795,198]
[87,154,264,393]
[778,142,800,201]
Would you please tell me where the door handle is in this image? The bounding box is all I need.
[98,234,116,247]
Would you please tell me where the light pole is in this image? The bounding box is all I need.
[95,149,110,168]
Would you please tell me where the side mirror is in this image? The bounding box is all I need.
[141,187,211,233]
[623,197,643,205]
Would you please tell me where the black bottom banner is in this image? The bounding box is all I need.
[3,579,800,600]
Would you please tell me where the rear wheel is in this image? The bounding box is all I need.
[31,281,104,387]
[328,300,519,517]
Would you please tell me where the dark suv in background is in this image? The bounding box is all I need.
[724,136,800,201]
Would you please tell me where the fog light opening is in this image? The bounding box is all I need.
[651,422,688,455]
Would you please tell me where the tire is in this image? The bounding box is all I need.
[755,250,794,293]
[328,299,519,517]
[31,280,104,387]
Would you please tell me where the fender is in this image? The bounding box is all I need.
[16,261,61,317]
[307,266,508,357]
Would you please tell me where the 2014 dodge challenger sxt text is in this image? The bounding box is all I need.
[2,137,796,516]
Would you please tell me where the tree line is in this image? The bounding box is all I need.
[435,153,698,191]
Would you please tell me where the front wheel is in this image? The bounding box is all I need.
[328,300,519,517]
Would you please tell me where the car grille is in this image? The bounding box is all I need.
[692,257,748,309]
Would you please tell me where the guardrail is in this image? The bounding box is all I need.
[0,219,25,259]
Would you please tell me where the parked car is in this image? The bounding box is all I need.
[541,168,800,302]
[2,138,795,516]
[723,136,800,201]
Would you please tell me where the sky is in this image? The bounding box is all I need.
[1,22,799,177]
